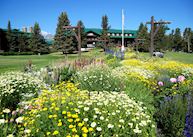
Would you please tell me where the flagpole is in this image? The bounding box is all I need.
[121,9,124,52]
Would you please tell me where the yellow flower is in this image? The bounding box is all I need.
[69,125,74,129]
[55,107,59,111]
[72,114,78,119]
[82,133,87,137]
[51,103,56,106]
[78,122,84,127]
[62,110,67,114]
[82,127,88,133]
[72,128,77,132]
[89,127,93,132]
[68,119,73,122]
[74,135,79,137]
[46,132,51,135]
[58,122,62,127]
[52,130,59,135]
[43,108,48,111]
[66,135,71,137]
[53,114,57,118]
[67,113,72,117]
[48,115,53,119]
[75,118,80,122]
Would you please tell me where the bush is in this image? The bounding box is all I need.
[0,52,34,56]
[155,95,188,137]
[105,57,122,68]
[59,66,76,82]
[0,72,45,110]
[74,64,125,92]
[11,82,156,137]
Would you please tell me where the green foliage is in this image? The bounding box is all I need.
[136,23,149,52]
[173,28,183,51]
[54,12,74,54]
[155,95,187,137]
[154,24,169,51]
[76,20,87,48]
[74,64,125,92]
[6,20,18,52]
[29,22,49,54]
[0,52,33,56]
[101,15,110,49]
[59,66,76,82]
[105,55,122,68]
[124,77,155,113]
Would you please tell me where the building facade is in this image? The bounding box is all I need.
[85,28,137,47]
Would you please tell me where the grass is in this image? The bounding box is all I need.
[0,49,192,74]
[138,51,193,64]
[0,48,104,74]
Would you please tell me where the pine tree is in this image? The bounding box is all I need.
[54,12,74,54]
[6,20,17,52]
[76,20,87,48]
[183,28,192,52]
[101,15,110,48]
[154,24,168,51]
[29,22,49,54]
[18,33,29,52]
[173,28,182,51]
[136,23,150,52]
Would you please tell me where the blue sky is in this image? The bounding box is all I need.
[0,0,193,34]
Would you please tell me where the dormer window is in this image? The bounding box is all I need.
[129,34,133,36]
[112,33,115,36]
[108,33,111,36]
[116,33,119,36]
[125,34,128,36]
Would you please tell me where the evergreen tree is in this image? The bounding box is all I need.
[154,24,168,51]
[136,23,150,52]
[101,15,110,48]
[54,12,74,54]
[18,33,29,52]
[29,22,49,54]
[6,20,17,52]
[76,20,87,48]
[183,28,192,52]
[173,28,183,51]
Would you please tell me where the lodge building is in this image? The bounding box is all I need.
[85,28,137,47]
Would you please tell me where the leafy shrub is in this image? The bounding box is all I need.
[13,82,156,137]
[155,95,188,137]
[74,64,125,92]
[59,66,76,82]
[0,52,34,56]
[0,72,45,110]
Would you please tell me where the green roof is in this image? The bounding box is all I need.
[85,28,138,38]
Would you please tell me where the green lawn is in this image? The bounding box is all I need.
[139,52,193,64]
[0,50,192,74]
[0,49,104,74]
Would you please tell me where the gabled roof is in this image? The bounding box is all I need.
[85,28,138,38]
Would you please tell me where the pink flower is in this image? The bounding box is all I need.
[177,75,185,82]
[158,81,164,86]
[170,78,177,83]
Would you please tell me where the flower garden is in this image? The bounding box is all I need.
[0,50,193,137]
